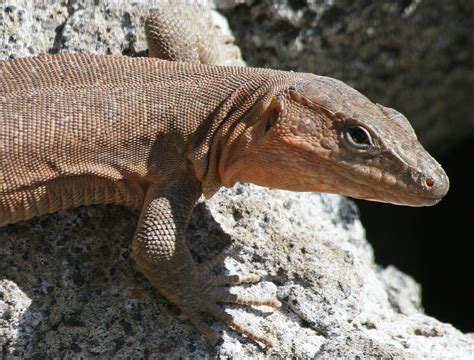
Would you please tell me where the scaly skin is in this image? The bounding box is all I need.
[0,11,449,347]
[145,5,244,66]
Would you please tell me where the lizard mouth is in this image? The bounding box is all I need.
[333,169,448,207]
[331,159,449,208]
[359,192,443,207]
[349,178,448,207]
[374,172,449,207]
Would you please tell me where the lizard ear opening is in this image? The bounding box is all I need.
[265,108,279,133]
[253,97,283,139]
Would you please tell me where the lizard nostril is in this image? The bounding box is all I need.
[425,178,434,188]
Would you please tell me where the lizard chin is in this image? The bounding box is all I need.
[345,180,447,207]
[357,193,443,207]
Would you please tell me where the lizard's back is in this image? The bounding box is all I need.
[0,53,289,226]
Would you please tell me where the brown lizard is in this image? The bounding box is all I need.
[0,11,449,348]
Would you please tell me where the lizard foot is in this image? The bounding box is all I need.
[178,254,280,347]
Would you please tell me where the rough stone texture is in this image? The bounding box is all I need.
[2,186,473,358]
[0,0,238,60]
[218,0,474,154]
[1,1,474,358]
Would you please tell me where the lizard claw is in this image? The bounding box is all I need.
[201,302,274,347]
[181,297,274,347]
[183,299,274,347]
[172,255,278,347]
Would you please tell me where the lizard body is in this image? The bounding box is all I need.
[1,53,289,226]
[0,11,449,347]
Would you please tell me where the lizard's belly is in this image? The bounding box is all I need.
[0,175,145,227]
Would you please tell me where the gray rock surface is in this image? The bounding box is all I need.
[1,1,473,358]
[218,0,474,153]
[2,185,473,358]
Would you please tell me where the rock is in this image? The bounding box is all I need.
[0,0,242,63]
[1,1,473,358]
[2,185,473,358]
[217,0,474,153]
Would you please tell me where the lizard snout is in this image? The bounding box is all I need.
[422,167,449,203]
[411,154,450,206]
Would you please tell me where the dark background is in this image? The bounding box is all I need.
[223,0,474,332]
[356,138,473,333]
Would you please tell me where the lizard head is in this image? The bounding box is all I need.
[221,75,449,206]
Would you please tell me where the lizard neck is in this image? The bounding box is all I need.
[198,72,302,197]
[206,91,275,197]
[187,71,279,198]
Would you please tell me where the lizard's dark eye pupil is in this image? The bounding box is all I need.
[349,127,369,144]
[345,126,372,149]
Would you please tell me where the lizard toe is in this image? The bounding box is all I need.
[210,289,281,308]
[183,310,220,347]
[213,273,261,286]
[177,295,273,347]
[171,271,278,347]
[201,302,273,347]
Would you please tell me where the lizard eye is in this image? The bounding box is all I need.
[344,126,372,149]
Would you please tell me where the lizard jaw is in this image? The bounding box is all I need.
[353,192,444,207]
[345,169,449,207]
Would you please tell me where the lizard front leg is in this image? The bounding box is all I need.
[132,178,279,346]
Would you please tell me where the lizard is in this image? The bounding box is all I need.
[0,8,449,348]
